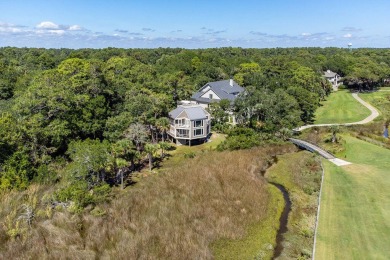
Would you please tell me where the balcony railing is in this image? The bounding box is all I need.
[169,128,190,138]
[176,133,190,138]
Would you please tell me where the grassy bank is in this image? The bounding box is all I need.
[211,150,322,260]
[314,90,371,124]
[359,89,390,120]
[315,135,390,259]
[158,133,226,170]
[265,151,322,259]
[211,185,284,260]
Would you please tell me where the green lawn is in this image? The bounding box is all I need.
[359,90,390,120]
[314,90,371,124]
[158,132,226,170]
[315,135,390,259]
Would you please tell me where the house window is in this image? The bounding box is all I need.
[193,120,203,128]
[194,128,203,136]
[175,119,187,127]
[177,129,189,137]
[209,93,213,99]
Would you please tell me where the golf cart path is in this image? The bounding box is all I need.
[291,92,380,166]
[294,93,379,132]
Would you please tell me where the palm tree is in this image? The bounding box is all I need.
[144,143,158,171]
[111,139,136,189]
[159,141,171,158]
[156,117,170,142]
[278,127,292,141]
[330,125,340,143]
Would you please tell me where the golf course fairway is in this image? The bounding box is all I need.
[315,135,390,259]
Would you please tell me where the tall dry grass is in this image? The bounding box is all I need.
[0,144,296,259]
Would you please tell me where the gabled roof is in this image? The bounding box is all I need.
[323,70,338,78]
[169,105,208,120]
[191,79,244,104]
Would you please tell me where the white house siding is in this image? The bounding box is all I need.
[168,105,211,145]
[200,89,220,100]
[196,103,208,109]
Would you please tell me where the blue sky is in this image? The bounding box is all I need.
[0,0,389,49]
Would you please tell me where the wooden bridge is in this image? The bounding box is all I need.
[289,138,351,166]
[289,138,335,159]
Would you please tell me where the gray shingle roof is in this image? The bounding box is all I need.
[169,106,208,120]
[191,79,244,104]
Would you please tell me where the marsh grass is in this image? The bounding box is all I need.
[0,142,296,259]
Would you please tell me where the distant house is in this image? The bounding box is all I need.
[323,70,341,87]
[191,79,244,124]
[168,104,211,145]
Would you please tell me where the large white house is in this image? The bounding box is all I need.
[191,79,244,107]
[168,103,211,146]
[323,70,341,87]
[190,79,244,124]
[167,79,244,145]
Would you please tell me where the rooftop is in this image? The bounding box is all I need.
[191,79,244,104]
[324,70,338,78]
[169,105,209,120]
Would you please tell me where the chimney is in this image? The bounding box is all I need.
[229,79,234,87]
[327,70,331,73]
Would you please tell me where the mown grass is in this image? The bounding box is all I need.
[315,135,390,260]
[314,90,371,124]
[0,142,296,259]
[265,151,322,259]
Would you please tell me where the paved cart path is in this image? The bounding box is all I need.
[294,93,379,132]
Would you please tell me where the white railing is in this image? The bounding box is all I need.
[176,133,190,138]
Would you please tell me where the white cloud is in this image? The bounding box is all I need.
[50,30,65,35]
[0,22,24,33]
[0,20,383,49]
[69,25,82,31]
[342,27,362,32]
[36,21,60,30]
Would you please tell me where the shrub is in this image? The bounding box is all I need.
[0,151,34,191]
[217,134,261,151]
[55,181,111,209]
[183,151,196,158]
[216,127,279,151]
